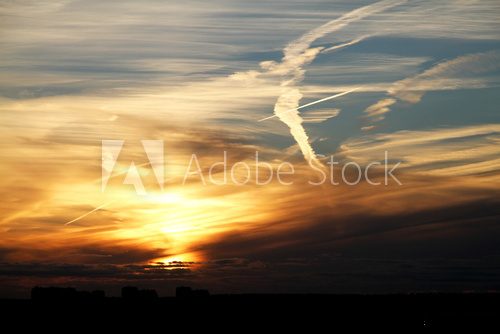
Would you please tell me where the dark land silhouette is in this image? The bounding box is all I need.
[0,286,498,329]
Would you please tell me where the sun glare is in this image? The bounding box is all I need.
[151,252,201,266]
[147,192,184,204]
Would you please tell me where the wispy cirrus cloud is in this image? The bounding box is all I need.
[339,124,500,177]
[388,51,500,103]
[363,51,500,128]
[302,109,340,124]
[363,98,396,119]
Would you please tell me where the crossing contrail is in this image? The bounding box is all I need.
[64,201,114,225]
[322,36,368,53]
[258,87,359,122]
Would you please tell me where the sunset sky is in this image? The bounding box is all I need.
[1,0,500,297]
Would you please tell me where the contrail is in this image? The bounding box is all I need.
[64,201,114,225]
[259,88,359,122]
[94,160,152,184]
[322,36,368,53]
[65,160,178,226]
[271,0,406,166]
[65,161,177,226]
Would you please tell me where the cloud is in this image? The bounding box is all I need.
[282,0,406,59]
[363,98,396,117]
[3,187,500,297]
[302,109,340,124]
[361,125,376,132]
[265,0,407,167]
[339,124,500,177]
[388,51,500,103]
[363,51,500,125]
[1,0,500,297]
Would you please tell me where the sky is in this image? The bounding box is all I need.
[0,0,500,297]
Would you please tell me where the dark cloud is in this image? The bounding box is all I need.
[192,198,500,259]
[1,196,499,298]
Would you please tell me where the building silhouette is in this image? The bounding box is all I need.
[121,286,158,300]
[31,286,106,301]
[176,286,210,298]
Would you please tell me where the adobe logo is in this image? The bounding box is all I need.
[101,140,165,195]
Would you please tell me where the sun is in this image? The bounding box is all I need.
[151,252,202,266]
